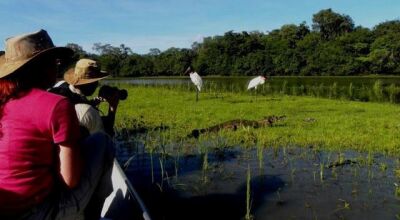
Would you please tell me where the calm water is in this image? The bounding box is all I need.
[106,76,400,103]
[115,138,400,220]
[106,76,400,88]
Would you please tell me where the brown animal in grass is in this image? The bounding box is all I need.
[188,115,286,138]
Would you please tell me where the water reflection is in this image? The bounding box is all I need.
[116,140,400,220]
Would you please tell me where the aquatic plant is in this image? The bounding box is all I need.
[317,83,324,98]
[320,163,324,183]
[313,171,317,184]
[367,150,374,167]
[291,167,297,183]
[245,164,253,220]
[343,200,350,209]
[299,85,305,96]
[174,139,183,181]
[395,183,400,197]
[281,80,288,95]
[196,134,210,184]
[158,157,165,189]
[395,169,400,179]
[264,82,271,95]
[379,163,388,172]
[144,134,157,183]
[332,167,338,180]
[348,83,354,100]
[352,166,359,178]
[202,150,209,184]
[338,151,345,165]
[257,144,264,171]
[150,150,155,183]
[291,85,298,96]
[387,83,398,103]
[329,82,338,99]
[372,80,383,102]
[275,187,284,206]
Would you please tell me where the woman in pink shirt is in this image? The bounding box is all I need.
[0,30,114,219]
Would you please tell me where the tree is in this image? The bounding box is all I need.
[367,33,400,74]
[92,43,133,76]
[373,20,400,37]
[65,43,87,60]
[278,23,310,49]
[120,54,154,77]
[65,10,400,77]
[148,48,161,56]
[312,9,354,39]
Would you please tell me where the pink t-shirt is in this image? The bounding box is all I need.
[0,88,80,212]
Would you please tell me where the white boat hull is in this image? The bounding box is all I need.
[101,159,151,220]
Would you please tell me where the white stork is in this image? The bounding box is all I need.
[185,67,203,101]
[190,72,203,92]
[247,75,267,90]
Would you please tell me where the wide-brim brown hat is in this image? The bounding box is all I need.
[0,54,5,67]
[64,58,109,85]
[0,29,73,78]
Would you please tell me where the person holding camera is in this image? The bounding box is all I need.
[57,58,121,137]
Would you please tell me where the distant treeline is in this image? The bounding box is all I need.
[66,8,400,77]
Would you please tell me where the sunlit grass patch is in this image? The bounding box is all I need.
[110,85,400,156]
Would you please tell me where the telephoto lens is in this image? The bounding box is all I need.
[118,89,128,100]
[98,85,128,101]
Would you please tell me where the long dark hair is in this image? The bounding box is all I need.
[0,74,32,120]
[0,78,19,113]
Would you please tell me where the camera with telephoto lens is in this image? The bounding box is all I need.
[98,85,128,101]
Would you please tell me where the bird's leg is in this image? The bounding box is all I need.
[196,89,199,102]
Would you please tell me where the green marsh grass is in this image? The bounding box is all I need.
[112,85,400,156]
[156,157,165,191]
[329,82,338,99]
[202,147,209,184]
[388,84,398,103]
[256,145,264,171]
[320,163,324,183]
[245,164,253,220]
[348,83,354,100]
[373,80,384,102]
[108,80,400,218]
[395,183,400,197]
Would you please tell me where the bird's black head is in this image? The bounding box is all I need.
[184,66,193,75]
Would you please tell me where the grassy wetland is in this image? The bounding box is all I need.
[105,79,400,220]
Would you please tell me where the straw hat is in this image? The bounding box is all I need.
[0,53,4,67]
[64,58,109,86]
[0,29,72,78]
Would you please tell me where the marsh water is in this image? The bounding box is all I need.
[115,138,400,220]
[107,76,400,88]
[106,76,400,103]
[109,76,400,219]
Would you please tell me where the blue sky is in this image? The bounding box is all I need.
[0,0,399,54]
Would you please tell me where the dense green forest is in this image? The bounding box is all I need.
[66,9,400,77]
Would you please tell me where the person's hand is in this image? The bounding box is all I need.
[90,97,106,106]
[107,92,120,112]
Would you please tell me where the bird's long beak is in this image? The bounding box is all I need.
[184,66,192,75]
